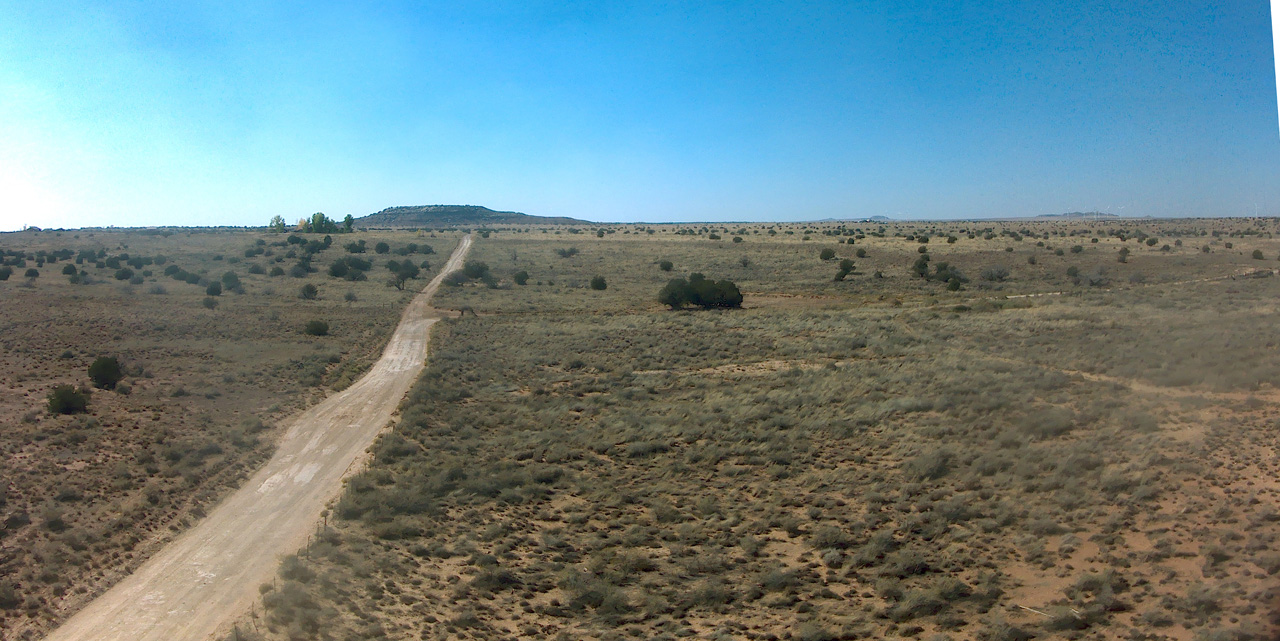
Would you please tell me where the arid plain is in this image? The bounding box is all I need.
[3,217,1279,641]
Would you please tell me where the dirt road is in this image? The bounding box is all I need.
[41,235,473,641]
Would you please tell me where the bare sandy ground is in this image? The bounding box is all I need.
[40,234,473,641]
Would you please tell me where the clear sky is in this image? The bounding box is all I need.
[1,1,1277,230]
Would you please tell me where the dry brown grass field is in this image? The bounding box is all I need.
[0,227,461,640]
[5,218,1280,641]
[215,218,1280,641]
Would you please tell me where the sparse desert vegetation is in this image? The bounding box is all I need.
[0,226,460,639]
[206,217,1280,641]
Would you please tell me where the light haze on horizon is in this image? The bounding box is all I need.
[1,1,1278,231]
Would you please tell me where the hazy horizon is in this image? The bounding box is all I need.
[2,1,1278,231]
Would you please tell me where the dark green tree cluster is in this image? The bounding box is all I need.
[329,256,372,280]
[220,270,243,293]
[386,260,422,289]
[392,243,433,256]
[292,212,353,234]
[48,385,90,415]
[443,260,496,288]
[88,356,124,389]
[658,273,743,309]
[911,254,968,290]
[304,320,330,336]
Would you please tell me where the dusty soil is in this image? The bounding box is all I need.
[39,235,471,641]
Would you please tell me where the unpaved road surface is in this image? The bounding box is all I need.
[42,235,473,641]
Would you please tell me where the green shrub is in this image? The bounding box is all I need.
[205,282,222,296]
[513,270,529,285]
[24,268,39,278]
[589,275,607,290]
[462,261,490,279]
[659,274,742,309]
[304,320,329,336]
[0,266,11,280]
[658,260,673,271]
[374,241,390,254]
[834,259,855,281]
[1252,249,1264,260]
[88,356,124,389]
[0,580,19,609]
[819,248,836,260]
[300,284,318,299]
[62,264,77,275]
[48,385,89,415]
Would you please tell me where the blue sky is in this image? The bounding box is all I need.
[0,0,1277,230]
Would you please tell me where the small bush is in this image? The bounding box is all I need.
[834,259,855,281]
[589,275,607,290]
[513,270,529,285]
[205,282,222,296]
[48,385,89,415]
[1252,249,1264,260]
[981,266,1010,282]
[374,241,390,254]
[0,266,11,280]
[202,297,219,309]
[24,268,39,278]
[819,248,836,260]
[304,320,330,336]
[462,261,491,280]
[300,284,318,299]
[659,260,673,271]
[88,356,124,389]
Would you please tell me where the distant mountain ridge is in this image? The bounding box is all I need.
[356,205,589,227]
[1037,211,1118,219]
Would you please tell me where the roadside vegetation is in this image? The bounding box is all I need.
[0,226,460,639]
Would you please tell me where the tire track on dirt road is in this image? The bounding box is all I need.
[41,234,474,641]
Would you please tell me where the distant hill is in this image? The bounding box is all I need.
[356,205,589,228]
[811,215,893,223]
[1037,211,1118,219]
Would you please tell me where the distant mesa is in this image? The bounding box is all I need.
[356,205,589,228]
[1037,211,1118,219]
[812,215,893,223]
